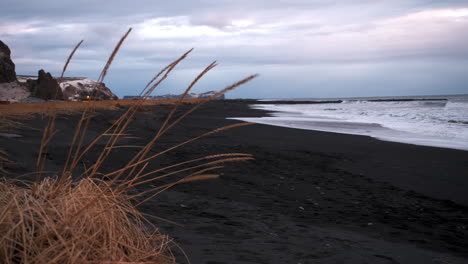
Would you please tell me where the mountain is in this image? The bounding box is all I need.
[123,91,224,100]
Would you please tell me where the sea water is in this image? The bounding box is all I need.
[231,95,468,151]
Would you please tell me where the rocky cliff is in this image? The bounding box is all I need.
[0,40,30,102]
[0,40,16,84]
[59,78,118,101]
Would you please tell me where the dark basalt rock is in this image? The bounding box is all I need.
[0,40,17,83]
[28,69,64,100]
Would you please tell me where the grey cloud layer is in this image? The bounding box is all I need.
[1,0,468,97]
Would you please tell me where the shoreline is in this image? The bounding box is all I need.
[233,98,468,152]
[1,99,468,263]
[230,116,468,152]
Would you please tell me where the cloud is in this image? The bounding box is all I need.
[136,17,229,39]
[0,0,467,98]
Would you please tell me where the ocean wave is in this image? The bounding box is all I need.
[421,101,447,107]
[241,96,468,151]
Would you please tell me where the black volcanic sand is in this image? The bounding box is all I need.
[1,100,468,264]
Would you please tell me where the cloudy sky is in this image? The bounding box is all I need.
[1,0,468,98]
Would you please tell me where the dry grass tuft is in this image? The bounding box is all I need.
[0,27,258,263]
[0,178,174,264]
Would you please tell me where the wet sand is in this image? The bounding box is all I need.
[1,99,468,263]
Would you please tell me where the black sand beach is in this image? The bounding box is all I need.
[1,100,468,263]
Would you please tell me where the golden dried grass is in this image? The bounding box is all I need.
[0,177,174,264]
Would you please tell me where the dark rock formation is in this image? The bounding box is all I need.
[28,69,64,100]
[76,82,118,101]
[94,82,118,100]
[0,40,17,83]
[60,78,118,101]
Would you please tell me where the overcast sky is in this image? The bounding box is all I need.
[1,0,468,98]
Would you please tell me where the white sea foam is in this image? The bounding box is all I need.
[230,95,468,151]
